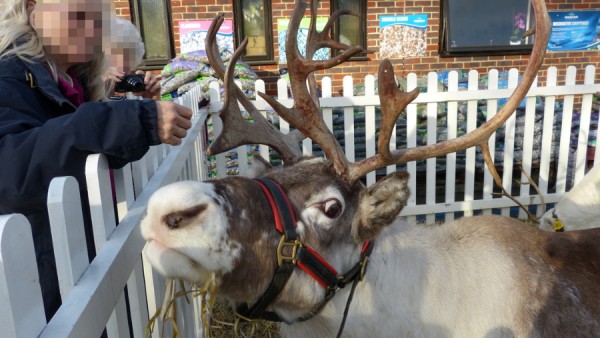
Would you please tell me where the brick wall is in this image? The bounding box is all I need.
[113,0,130,17]
[113,0,600,95]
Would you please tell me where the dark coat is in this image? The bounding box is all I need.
[0,56,161,319]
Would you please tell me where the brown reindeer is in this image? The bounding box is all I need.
[141,1,600,337]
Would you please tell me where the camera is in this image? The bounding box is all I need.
[114,74,146,93]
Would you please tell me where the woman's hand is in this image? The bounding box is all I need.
[135,70,161,100]
[105,67,125,83]
[155,101,193,146]
[105,69,161,100]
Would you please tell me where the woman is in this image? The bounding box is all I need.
[105,17,162,100]
[0,0,192,319]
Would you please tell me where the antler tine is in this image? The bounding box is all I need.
[348,0,550,181]
[205,14,226,79]
[306,3,361,57]
[376,61,419,161]
[298,0,365,72]
[205,14,303,163]
[259,0,369,177]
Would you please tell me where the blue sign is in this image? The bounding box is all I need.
[379,14,428,30]
[548,11,600,51]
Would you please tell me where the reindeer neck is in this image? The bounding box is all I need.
[284,216,540,337]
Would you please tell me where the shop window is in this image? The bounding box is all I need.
[129,0,175,69]
[233,0,274,65]
[331,0,367,59]
[440,0,533,57]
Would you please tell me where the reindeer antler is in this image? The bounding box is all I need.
[257,0,368,177]
[206,0,550,184]
[346,0,551,181]
[205,14,304,164]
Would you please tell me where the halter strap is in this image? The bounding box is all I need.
[236,177,373,327]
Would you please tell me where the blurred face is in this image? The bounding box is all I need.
[32,0,109,66]
[108,47,138,73]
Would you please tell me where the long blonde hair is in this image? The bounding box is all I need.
[0,0,45,62]
[0,0,111,101]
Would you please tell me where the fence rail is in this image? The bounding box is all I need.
[0,65,598,337]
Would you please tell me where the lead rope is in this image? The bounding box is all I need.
[335,276,361,338]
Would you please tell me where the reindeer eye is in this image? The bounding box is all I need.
[321,199,342,218]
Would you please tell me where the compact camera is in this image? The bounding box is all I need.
[114,74,146,93]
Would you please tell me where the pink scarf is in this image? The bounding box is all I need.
[56,71,84,106]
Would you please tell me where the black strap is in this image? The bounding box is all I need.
[236,262,294,319]
[256,178,298,239]
[336,276,361,338]
[335,241,374,337]
[338,241,374,287]
[236,178,298,321]
[296,246,339,288]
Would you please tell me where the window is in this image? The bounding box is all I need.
[331,0,367,59]
[129,0,175,69]
[440,0,534,57]
[233,0,274,64]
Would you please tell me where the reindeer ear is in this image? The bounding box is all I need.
[352,171,410,242]
[244,154,272,178]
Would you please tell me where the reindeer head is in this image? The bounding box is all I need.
[141,157,410,321]
[141,0,550,324]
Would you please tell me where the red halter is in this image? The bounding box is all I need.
[235,177,373,326]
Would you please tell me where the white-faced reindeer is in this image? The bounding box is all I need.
[540,164,600,232]
[141,1,600,337]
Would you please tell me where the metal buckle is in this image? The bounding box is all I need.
[277,234,303,266]
[359,256,369,281]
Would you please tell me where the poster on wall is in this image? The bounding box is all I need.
[548,11,600,51]
[277,17,330,63]
[179,20,234,54]
[379,14,428,58]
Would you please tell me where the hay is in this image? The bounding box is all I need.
[146,277,280,338]
[208,298,281,338]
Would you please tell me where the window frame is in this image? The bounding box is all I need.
[233,0,275,65]
[129,0,176,70]
[439,0,534,57]
[331,0,368,61]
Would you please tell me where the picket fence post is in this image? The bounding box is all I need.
[364,74,377,186]
[481,69,499,215]
[47,176,89,300]
[86,154,130,338]
[0,214,46,338]
[405,72,419,224]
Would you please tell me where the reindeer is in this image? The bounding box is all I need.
[141,1,600,337]
[540,164,600,232]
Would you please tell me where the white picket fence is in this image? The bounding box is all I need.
[209,65,599,224]
[0,65,598,337]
